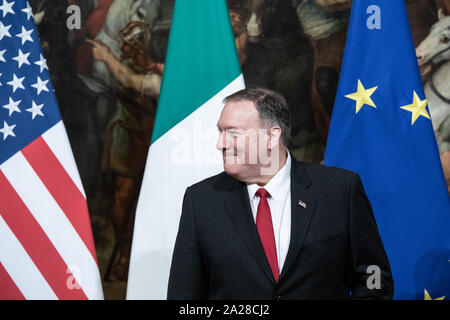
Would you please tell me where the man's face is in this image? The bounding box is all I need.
[216,100,269,183]
[120,42,138,60]
[229,10,246,37]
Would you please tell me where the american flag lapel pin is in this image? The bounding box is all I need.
[298,200,307,208]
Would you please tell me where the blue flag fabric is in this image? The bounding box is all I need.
[0,0,60,165]
[324,0,450,300]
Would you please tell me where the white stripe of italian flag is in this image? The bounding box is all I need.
[126,0,245,299]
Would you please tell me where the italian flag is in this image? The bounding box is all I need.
[126,0,245,299]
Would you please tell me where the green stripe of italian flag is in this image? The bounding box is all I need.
[127,0,245,299]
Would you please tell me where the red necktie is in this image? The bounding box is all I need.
[255,188,279,282]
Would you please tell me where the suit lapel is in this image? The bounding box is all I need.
[222,178,276,284]
[220,159,316,285]
[278,160,316,282]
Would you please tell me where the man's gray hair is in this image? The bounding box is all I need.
[223,87,292,147]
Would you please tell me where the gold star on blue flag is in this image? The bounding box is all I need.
[345,79,378,114]
[400,91,430,125]
[324,0,450,299]
[424,289,445,300]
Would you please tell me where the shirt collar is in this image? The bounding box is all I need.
[247,151,291,202]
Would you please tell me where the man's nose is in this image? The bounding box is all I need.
[216,131,228,151]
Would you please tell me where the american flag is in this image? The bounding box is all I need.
[0,0,103,299]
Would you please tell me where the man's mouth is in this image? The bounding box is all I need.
[222,152,240,165]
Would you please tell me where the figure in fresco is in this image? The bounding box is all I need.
[88,22,168,280]
[416,8,450,193]
[68,1,159,208]
[238,0,323,162]
[30,1,106,198]
[75,0,161,151]
[89,0,161,90]
[227,0,249,65]
[295,0,350,128]
[71,0,115,76]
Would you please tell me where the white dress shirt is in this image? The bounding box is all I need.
[247,152,291,273]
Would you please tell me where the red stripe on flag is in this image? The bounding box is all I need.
[0,171,88,300]
[0,263,26,300]
[22,137,98,263]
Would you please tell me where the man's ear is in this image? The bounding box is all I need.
[267,126,282,150]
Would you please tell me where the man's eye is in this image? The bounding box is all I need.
[228,131,240,136]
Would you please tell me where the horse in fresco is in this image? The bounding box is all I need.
[416,9,450,192]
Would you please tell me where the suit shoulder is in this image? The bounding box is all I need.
[297,161,358,188]
[304,162,356,178]
[187,171,231,194]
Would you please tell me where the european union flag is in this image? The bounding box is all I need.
[324,0,450,300]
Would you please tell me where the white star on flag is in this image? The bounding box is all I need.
[0,21,11,40]
[0,120,16,140]
[7,73,25,92]
[0,72,2,86]
[0,0,15,18]
[34,54,48,73]
[31,76,49,95]
[16,26,33,45]
[12,49,30,68]
[21,1,32,20]
[26,101,44,119]
[0,49,6,62]
[2,97,21,116]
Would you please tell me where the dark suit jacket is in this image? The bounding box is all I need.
[167,159,394,299]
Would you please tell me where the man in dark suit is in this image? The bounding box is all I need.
[167,87,393,299]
